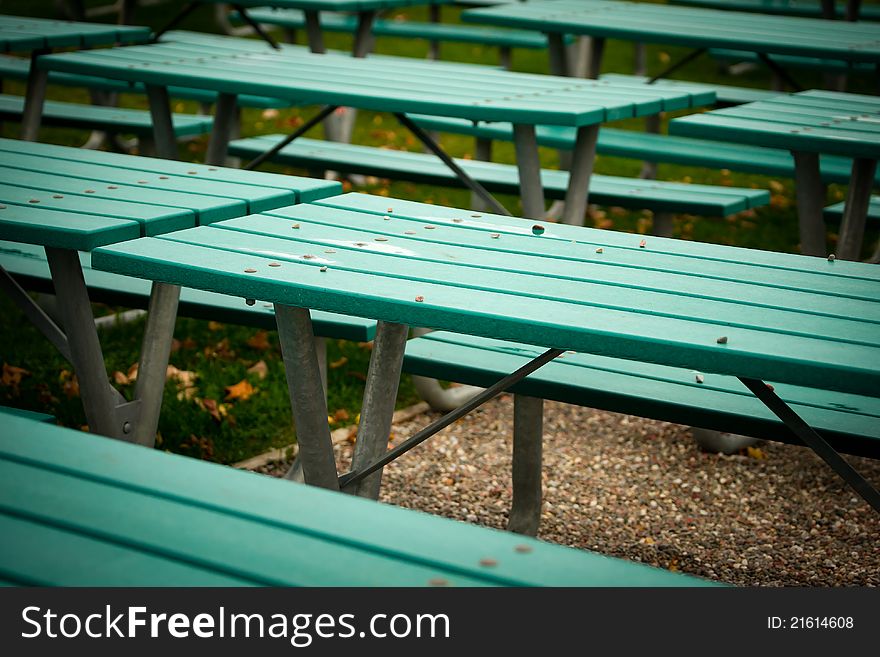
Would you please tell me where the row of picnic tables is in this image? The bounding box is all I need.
[1,4,879,565]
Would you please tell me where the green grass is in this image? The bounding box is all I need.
[0,0,876,464]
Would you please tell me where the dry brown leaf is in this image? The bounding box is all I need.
[166,365,197,388]
[113,371,130,385]
[246,330,271,351]
[208,321,223,331]
[329,356,349,369]
[169,338,181,353]
[201,398,223,422]
[247,360,269,380]
[224,379,255,402]
[333,408,350,422]
[62,375,79,399]
[746,446,767,460]
[2,363,30,390]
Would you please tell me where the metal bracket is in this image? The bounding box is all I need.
[756,53,805,92]
[113,399,142,440]
[648,48,708,84]
[338,347,563,489]
[244,104,339,170]
[739,377,880,513]
[0,265,72,362]
[230,4,280,50]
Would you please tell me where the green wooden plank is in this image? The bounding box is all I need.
[188,214,880,341]
[0,202,139,251]
[0,513,258,586]
[404,332,880,457]
[0,240,377,342]
[228,135,767,215]
[0,94,213,137]
[0,405,54,423]
[0,182,195,236]
[0,166,245,225]
[0,415,713,587]
[91,228,880,396]
[315,193,878,285]
[0,137,340,204]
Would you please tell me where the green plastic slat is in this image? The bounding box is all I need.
[0,137,340,204]
[671,0,880,20]
[824,196,880,224]
[0,15,148,52]
[227,135,768,215]
[403,331,880,457]
[90,221,880,396]
[0,202,139,251]
[0,241,377,342]
[0,513,258,586]
[709,48,875,72]
[599,73,780,105]
[0,415,713,587]
[0,93,212,136]
[0,405,54,423]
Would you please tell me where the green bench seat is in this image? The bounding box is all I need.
[406,114,870,185]
[599,73,781,106]
[239,7,559,49]
[0,240,376,341]
[0,93,212,138]
[824,196,880,224]
[0,53,289,109]
[404,331,880,459]
[710,47,877,73]
[0,413,717,586]
[228,136,770,217]
[0,404,54,424]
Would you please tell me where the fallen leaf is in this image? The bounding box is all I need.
[246,330,271,351]
[166,365,197,388]
[746,446,767,460]
[2,363,30,391]
[347,370,367,382]
[208,321,224,331]
[62,375,80,399]
[113,371,130,385]
[127,362,139,381]
[225,379,255,402]
[329,356,349,369]
[169,338,181,353]
[247,360,269,380]
[333,408,350,422]
[201,398,223,422]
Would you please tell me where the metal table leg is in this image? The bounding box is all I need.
[791,150,828,256]
[561,124,599,226]
[513,124,546,220]
[836,157,877,261]
[275,304,339,491]
[20,49,49,142]
[303,10,325,54]
[508,394,543,536]
[206,92,239,166]
[145,84,178,161]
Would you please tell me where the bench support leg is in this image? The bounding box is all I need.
[508,395,543,536]
[791,150,827,257]
[21,49,49,142]
[513,124,545,220]
[0,266,72,363]
[206,92,239,166]
[586,37,605,80]
[276,304,340,491]
[344,321,409,499]
[303,10,325,54]
[131,282,180,447]
[45,248,122,438]
[547,32,569,77]
[470,137,493,212]
[561,124,599,226]
[352,10,376,58]
[145,85,178,160]
[651,212,674,238]
[499,46,512,70]
[739,377,880,514]
[836,157,876,261]
[428,4,441,61]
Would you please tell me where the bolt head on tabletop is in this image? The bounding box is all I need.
[415,296,424,302]
[479,558,498,567]
[428,578,449,587]
[107,185,118,189]
[595,247,604,254]
[137,180,148,184]
[383,215,391,221]
[85,190,95,194]
[325,249,336,254]
[532,224,545,235]
[387,207,393,213]
[320,266,328,272]
[245,298,255,306]
[53,195,64,199]
[292,223,301,229]
[490,233,500,239]
[828,253,836,261]
[268,262,281,267]
[716,336,728,344]
[424,225,436,230]
[471,214,482,218]
[159,176,169,180]
[452,218,463,223]
[514,544,533,554]
[375,237,388,242]
[28,199,39,203]
[187,171,197,175]
[0,205,5,209]
[695,374,704,384]
[303,254,316,259]
[404,230,416,235]
[244,268,257,273]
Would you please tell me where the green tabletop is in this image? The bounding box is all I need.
[671,0,879,20]
[462,0,880,63]
[91,192,880,397]
[36,32,708,127]
[0,137,341,251]
[0,14,149,53]
[198,0,449,10]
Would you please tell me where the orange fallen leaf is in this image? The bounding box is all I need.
[208,321,224,331]
[166,365,197,388]
[62,375,80,399]
[746,446,767,460]
[201,398,223,422]
[246,330,271,351]
[113,371,130,385]
[247,360,269,380]
[224,379,255,402]
[127,362,139,381]
[329,356,348,369]
[2,363,30,389]
[333,408,350,422]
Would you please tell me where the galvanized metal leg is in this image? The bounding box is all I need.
[131,282,180,447]
[587,37,605,79]
[20,49,49,142]
[0,266,71,362]
[352,10,376,58]
[303,10,325,53]
[206,92,238,166]
[634,42,647,76]
[343,321,409,499]
[791,150,827,256]
[513,124,545,220]
[428,4,441,61]
[410,327,483,412]
[567,37,590,78]
[470,137,493,211]
[325,10,375,149]
[547,32,569,77]
[508,394,543,536]
[639,114,661,180]
[145,84,178,160]
[45,247,119,437]
[282,334,327,484]
[561,124,599,226]
[837,157,877,261]
[282,26,297,44]
[499,46,512,70]
[275,304,339,490]
[652,212,674,237]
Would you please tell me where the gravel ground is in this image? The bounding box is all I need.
[254,395,880,586]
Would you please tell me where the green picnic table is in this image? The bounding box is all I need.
[0,137,340,444]
[88,191,880,514]
[671,0,877,21]
[462,0,880,84]
[25,30,711,223]
[671,90,880,260]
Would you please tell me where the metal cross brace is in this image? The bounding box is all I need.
[739,377,880,513]
[153,1,280,50]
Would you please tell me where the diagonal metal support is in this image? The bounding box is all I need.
[394,112,512,217]
[739,377,880,513]
[244,104,339,170]
[648,48,707,84]
[0,265,72,363]
[338,346,563,489]
[152,1,199,42]
[231,5,280,50]
[756,53,805,92]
